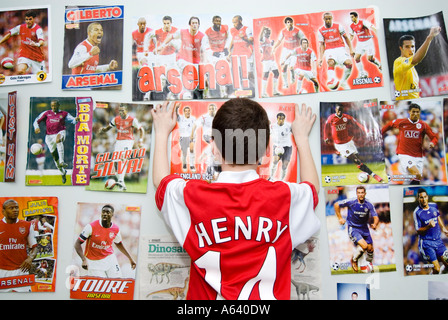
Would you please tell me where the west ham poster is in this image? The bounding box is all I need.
[132,13,256,101]
[0,91,17,183]
[253,7,383,98]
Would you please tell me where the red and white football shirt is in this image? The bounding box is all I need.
[9,23,45,62]
[318,23,345,49]
[324,113,367,144]
[78,220,121,261]
[156,170,320,300]
[111,115,140,141]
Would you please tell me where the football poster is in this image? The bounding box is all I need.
[132,13,255,101]
[383,12,448,101]
[324,185,396,275]
[402,186,448,276]
[0,91,17,183]
[85,101,153,193]
[169,100,297,183]
[0,6,52,86]
[320,98,387,186]
[69,202,141,300]
[62,5,124,90]
[0,196,58,292]
[25,96,94,186]
[138,234,191,300]
[380,99,446,185]
[253,7,383,98]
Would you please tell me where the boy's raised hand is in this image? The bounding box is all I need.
[151,101,178,137]
[292,103,316,142]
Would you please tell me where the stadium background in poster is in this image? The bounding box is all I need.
[380,99,447,185]
[320,99,387,186]
[324,185,396,275]
[132,13,256,101]
[86,101,153,193]
[169,101,297,182]
[383,12,448,100]
[402,185,448,276]
[69,202,141,300]
[25,97,93,186]
[253,7,383,97]
[62,5,124,90]
[0,6,52,86]
[0,196,58,292]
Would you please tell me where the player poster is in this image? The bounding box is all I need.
[0,6,52,86]
[0,91,17,182]
[62,5,124,90]
[25,96,94,186]
[0,196,58,292]
[403,186,448,276]
[290,235,322,300]
[337,283,370,300]
[320,98,387,186]
[383,12,448,101]
[253,7,383,98]
[169,100,297,182]
[380,99,446,185]
[69,202,141,300]
[86,101,153,193]
[138,234,191,300]
[324,185,396,275]
[132,13,255,101]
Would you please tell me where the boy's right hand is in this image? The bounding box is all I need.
[292,103,316,142]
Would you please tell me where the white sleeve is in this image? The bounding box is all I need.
[68,43,91,69]
[159,178,192,246]
[79,224,93,241]
[286,182,320,248]
[28,224,37,248]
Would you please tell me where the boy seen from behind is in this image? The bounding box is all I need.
[151,98,320,300]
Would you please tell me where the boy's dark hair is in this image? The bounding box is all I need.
[212,98,270,165]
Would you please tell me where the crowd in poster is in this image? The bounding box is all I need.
[383,12,448,100]
[325,185,396,275]
[85,101,153,193]
[0,91,16,182]
[132,13,256,101]
[0,196,58,292]
[62,5,124,90]
[25,97,94,186]
[253,7,383,98]
[380,99,446,185]
[0,6,51,86]
[69,202,140,300]
[402,186,448,276]
[320,98,387,186]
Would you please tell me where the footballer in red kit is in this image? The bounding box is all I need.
[381,103,438,184]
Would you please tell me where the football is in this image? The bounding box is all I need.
[30,143,43,155]
[105,178,116,190]
[358,172,370,183]
[274,146,284,156]
[326,77,339,90]
[1,57,14,69]
[360,262,373,273]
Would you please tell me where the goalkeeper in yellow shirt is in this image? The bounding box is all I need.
[393,26,441,100]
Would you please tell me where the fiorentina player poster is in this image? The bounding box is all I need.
[253,7,383,98]
[320,98,387,186]
[169,100,297,182]
[0,196,58,292]
[138,234,191,300]
[324,185,396,275]
[0,91,17,183]
[85,101,153,193]
[62,5,124,90]
[380,99,446,185]
[383,12,448,101]
[0,6,52,86]
[402,186,448,276]
[132,13,255,101]
[25,96,94,186]
[69,202,141,300]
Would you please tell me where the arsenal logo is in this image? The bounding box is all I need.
[109,232,115,239]
[19,227,26,234]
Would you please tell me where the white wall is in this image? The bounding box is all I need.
[0,0,447,300]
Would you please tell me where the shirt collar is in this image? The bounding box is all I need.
[215,169,260,184]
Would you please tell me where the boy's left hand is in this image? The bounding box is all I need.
[151,101,177,136]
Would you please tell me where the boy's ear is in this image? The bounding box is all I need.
[210,138,223,163]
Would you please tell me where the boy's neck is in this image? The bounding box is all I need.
[220,163,258,172]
